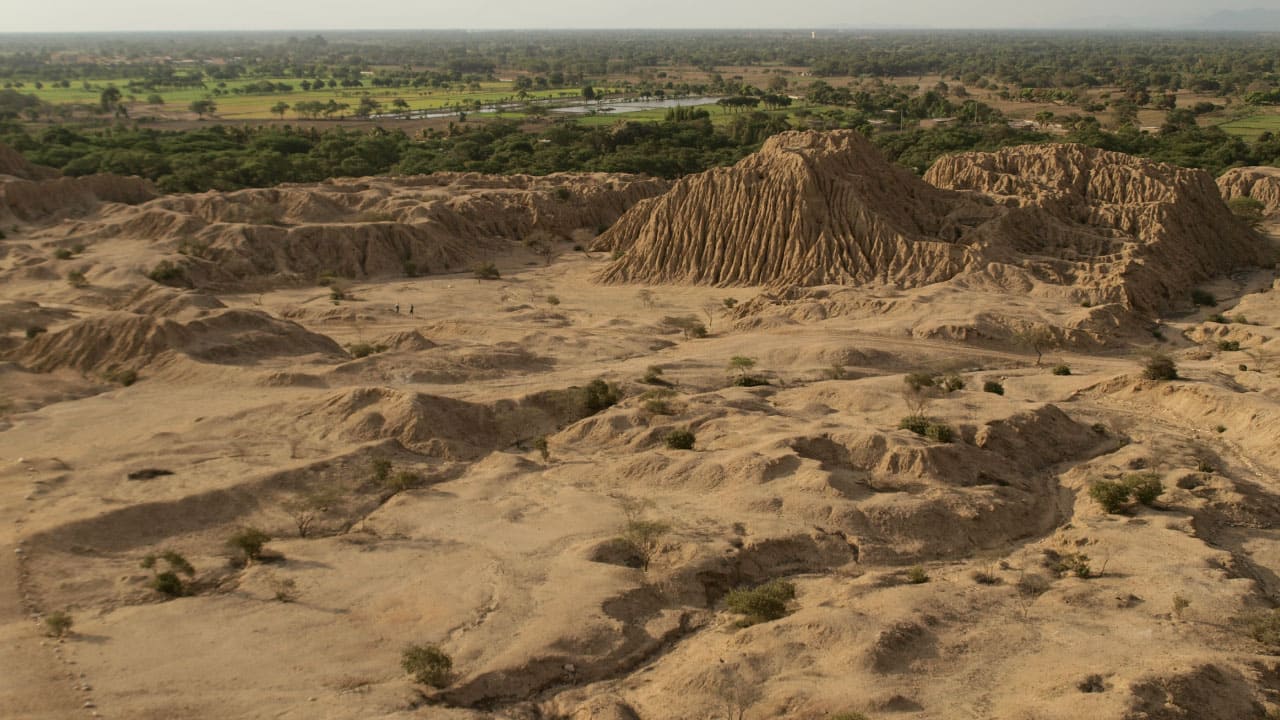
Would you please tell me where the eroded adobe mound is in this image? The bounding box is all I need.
[596,131,1268,313]
[595,130,984,287]
[7,308,344,373]
[1218,165,1280,217]
[927,143,1270,311]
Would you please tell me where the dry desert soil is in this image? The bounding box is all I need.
[2,130,1280,720]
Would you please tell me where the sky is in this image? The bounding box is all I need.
[1,0,1271,32]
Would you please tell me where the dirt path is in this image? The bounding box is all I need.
[0,463,85,718]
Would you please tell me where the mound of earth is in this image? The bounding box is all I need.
[1218,165,1280,217]
[595,130,980,288]
[927,143,1271,312]
[54,172,668,289]
[7,308,344,373]
[0,141,57,181]
[596,131,1268,314]
[0,174,156,223]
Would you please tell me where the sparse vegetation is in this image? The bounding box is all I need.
[44,611,73,638]
[665,429,696,450]
[282,485,342,538]
[1051,364,1072,376]
[620,518,670,571]
[1239,609,1280,650]
[533,436,550,462]
[346,342,388,358]
[1143,353,1179,381]
[1218,340,1241,352]
[641,365,669,385]
[1090,473,1163,514]
[66,270,88,288]
[724,579,796,625]
[1228,196,1266,228]
[226,527,271,564]
[141,550,195,597]
[371,457,392,485]
[401,643,453,687]
[545,294,560,306]
[54,247,74,260]
[271,576,299,603]
[1051,552,1093,579]
[104,368,138,386]
[25,325,47,339]
[983,380,1004,395]
[147,260,188,286]
[660,315,707,339]
[907,565,930,584]
[472,261,501,280]
[581,378,621,413]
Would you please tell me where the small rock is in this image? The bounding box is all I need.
[563,663,576,673]
[82,701,94,708]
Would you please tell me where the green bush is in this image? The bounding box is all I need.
[641,365,668,385]
[347,342,388,359]
[147,260,188,287]
[983,380,1004,395]
[1089,480,1131,514]
[227,527,271,563]
[924,423,954,443]
[581,378,621,413]
[733,375,770,387]
[472,261,501,280]
[1124,472,1164,505]
[25,326,47,339]
[1143,354,1178,381]
[371,457,392,484]
[941,374,965,392]
[907,565,929,584]
[904,372,935,391]
[44,611,73,638]
[141,550,195,597]
[1190,289,1216,307]
[1051,364,1072,376]
[54,248,74,260]
[1206,313,1227,324]
[724,579,796,625]
[401,643,453,687]
[1053,552,1093,579]
[66,270,88,288]
[898,415,930,435]
[1241,609,1280,649]
[665,429,695,450]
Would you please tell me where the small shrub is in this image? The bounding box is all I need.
[824,363,847,380]
[972,569,1002,585]
[660,315,707,339]
[54,248,74,260]
[1197,458,1215,473]
[1232,314,1250,325]
[941,374,965,392]
[1152,328,1166,342]
[272,577,299,603]
[904,372,936,391]
[1190,289,1216,307]
[722,297,738,309]
[1218,340,1241,352]
[1172,594,1190,620]
[1124,472,1163,505]
[898,415,930,435]
[402,260,419,277]
[401,643,453,687]
[665,429,695,450]
[141,550,195,597]
[1206,313,1227,324]
[66,270,88,288]
[1089,480,1132,514]
[329,287,348,302]
[1214,424,1227,434]
[724,579,796,625]
[1017,573,1052,597]
[641,365,668,385]
[831,714,870,720]
[533,436,550,462]
[472,261,501,280]
[1090,422,1108,435]
[1239,364,1249,371]
[347,342,388,359]
[733,375,770,387]
[644,399,676,415]
[1053,552,1093,579]
[227,527,271,563]
[907,565,929,584]
[545,294,560,306]
[1051,364,1072,376]
[387,471,422,492]
[1143,354,1178,381]
[147,260,188,286]
[25,325,47,339]
[924,422,954,443]
[581,378,621,413]
[371,457,392,484]
[1239,609,1280,649]
[44,611,73,638]
[983,380,1004,395]
[316,273,338,287]
[621,518,670,571]
[554,186,572,201]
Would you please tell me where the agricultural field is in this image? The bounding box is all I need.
[1218,110,1280,140]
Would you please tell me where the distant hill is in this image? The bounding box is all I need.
[1194,8,1280,31]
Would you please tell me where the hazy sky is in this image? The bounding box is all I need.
[2,0,1267,32]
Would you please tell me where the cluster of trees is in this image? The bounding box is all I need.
[5,97,1279,195]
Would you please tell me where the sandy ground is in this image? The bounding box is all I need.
[2,184,1280,720]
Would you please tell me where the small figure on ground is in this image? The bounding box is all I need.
[394,304,400,314]
[409,304,414,314]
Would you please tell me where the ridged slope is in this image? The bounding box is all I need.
[1217,166,1280,217]
[596,130,983,287]
[927,144,1271,311]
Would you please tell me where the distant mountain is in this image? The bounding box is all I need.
[1193,8,1280,31]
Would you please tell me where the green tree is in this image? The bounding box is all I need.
[189,99,216,119]
[270,101,290,119]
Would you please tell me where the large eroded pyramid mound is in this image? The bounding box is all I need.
[595,130,985,287]
[596,131,1269,313]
